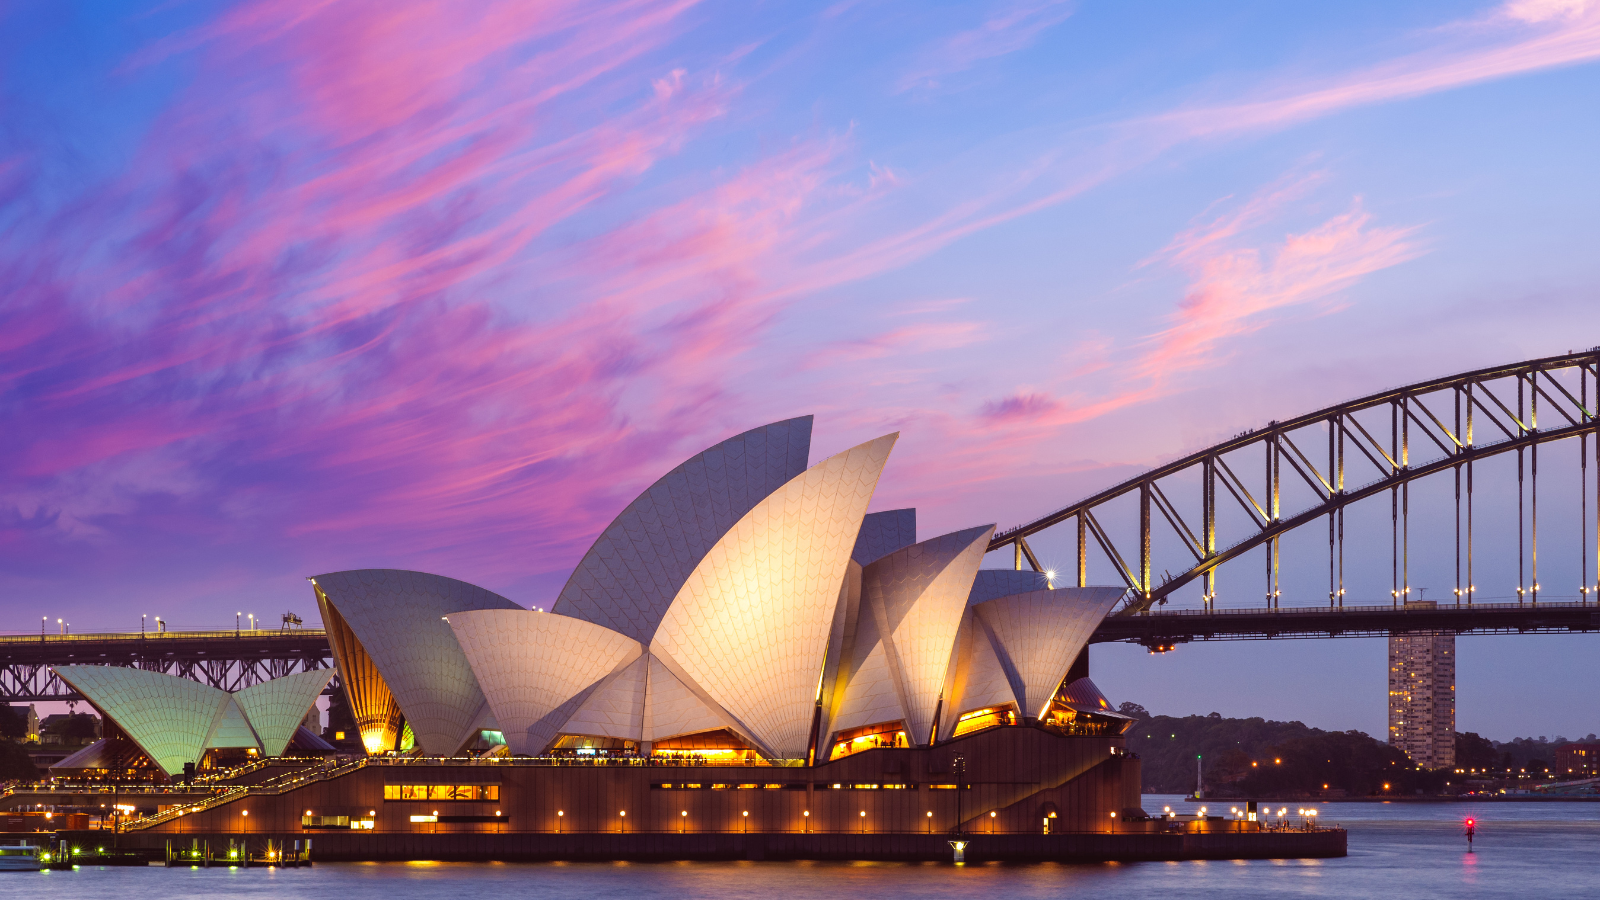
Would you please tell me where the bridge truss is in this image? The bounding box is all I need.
[0,630,335,703]
[990,349,1600,616]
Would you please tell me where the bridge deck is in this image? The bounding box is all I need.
[4,604,1596,700]
[1094,600,1600,647]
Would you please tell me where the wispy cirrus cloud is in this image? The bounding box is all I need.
[805,320,986,368]
[812,0,1600,293]
[0,0,851,603]
[976,175,1423,427]
[897,0,1074,93]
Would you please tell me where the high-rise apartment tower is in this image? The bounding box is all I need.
[1387,601,1455,769]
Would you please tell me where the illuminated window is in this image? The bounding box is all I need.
[952,706,1017,737]
[409,815,437,823]
[827,722,909,760]
[383,784,500,801]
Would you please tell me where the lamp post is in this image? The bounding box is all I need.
[680,810,687,834]
[953,756,966,836]
[742,810,748,834]
[803,810,810,834]
[619,810,626,834]
[557,810,563,834]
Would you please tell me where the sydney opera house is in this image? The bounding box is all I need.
[55,416,1194,859]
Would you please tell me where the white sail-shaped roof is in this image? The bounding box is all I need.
[312,569,521,756]
[642,653,741,744]
[234,669,336,757]
[559,653,647,741]
[968,569,1050,605]
[55,666,229,777]
[205,698,259,749]
[937,611,1018,741]
[828,640,904,736]
[652,433,898,758]
[862,525,994,744]
[552,417,813,643]
[851,508,916,566]
[448,609,642,755]
[972,586,1124,719]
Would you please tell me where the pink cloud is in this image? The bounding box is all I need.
[967,178,1421,435]
[1134,195,1423,386]
[805,320,986,368]
[800,3,1600,295]
[1145,2,1600,138]
[0,0,859,601]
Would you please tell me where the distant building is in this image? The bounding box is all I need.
[1388,604,1455,769]
[0,705,38,741]
[1555,742,1600,775]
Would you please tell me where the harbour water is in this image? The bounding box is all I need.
[6,796,1594,899]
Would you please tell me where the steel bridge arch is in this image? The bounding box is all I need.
[989,349,1600,615]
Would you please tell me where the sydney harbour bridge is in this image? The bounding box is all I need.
[5,349,1598,702]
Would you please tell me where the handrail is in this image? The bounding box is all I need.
[0,628,327,645]
[1132,598,1593,611]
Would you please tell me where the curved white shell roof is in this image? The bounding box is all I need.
[205,698,259,749]
[972,586,1124,719]
[559,652,648,741]
[234,669,336,757]
[55,666,229,777]
[968,569,1050,605]
[852,508,916,566]
[652,432,898,758]
[312,569,521,756]
[552,417,813,643]
[642,652,741,743]
[938,611,1018,740]
[449,609,642,755]
[834,525,993,744]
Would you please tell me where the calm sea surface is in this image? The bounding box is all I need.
[8,795,1596,899]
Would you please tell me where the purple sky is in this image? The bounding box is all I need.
[4,0,1599,739]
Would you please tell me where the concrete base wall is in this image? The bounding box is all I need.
[87,828,1346,862]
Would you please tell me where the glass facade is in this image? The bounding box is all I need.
[383,784,500,801]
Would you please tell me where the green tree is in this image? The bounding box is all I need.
[0,742,37,782]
